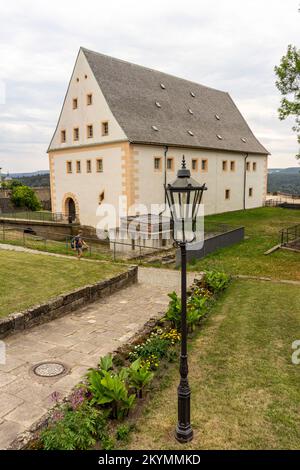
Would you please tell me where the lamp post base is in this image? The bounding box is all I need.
[175,425,194,443]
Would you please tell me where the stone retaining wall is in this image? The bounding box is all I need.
[0,266,137,339]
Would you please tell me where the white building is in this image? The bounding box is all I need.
[48,48,269,231]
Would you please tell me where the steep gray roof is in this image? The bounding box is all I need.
[83,48,269,155]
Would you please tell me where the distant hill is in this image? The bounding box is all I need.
[268,167,300,195]
[1,170,50,188]
[268,167,300,174]
[10,170,50,178]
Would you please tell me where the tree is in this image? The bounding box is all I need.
[275,45,300,159]
[11,185,42,211]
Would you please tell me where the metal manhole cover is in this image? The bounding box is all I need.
[33,362,66,377]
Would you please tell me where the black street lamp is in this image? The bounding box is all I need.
[165,156,207,443]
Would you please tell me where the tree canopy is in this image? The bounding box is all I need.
[275,44,300,159]
[11,185,42,211]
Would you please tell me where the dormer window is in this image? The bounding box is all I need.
[87,94,93,105]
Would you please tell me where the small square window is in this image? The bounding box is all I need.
[230,161,235,171]
[76,160,81,173]
[73,128,79,141]
[167,158,173,170]
[154,157,161,170]
[246,161,250,171]
[225,189,230,200]
[201,159,208,171]
[192,159,198,171]
[61,130,66,143]
[87,94,93,105]
[249,187,253,197]
[102,121,109,136]
[66,161,72,174]
[73,98,78,109]
[253,162,257,171]
[96,159,103,172]
[222,160,228,171]
[87,124,93,139]
[86,160,92,173]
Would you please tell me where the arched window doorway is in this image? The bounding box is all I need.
[65,197,76,222]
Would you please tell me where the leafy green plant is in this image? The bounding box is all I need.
[87,369,135,419]
[129,334,169,369]
[99,354,113,373]
[128,358,154,398]
[203,271,230,293]
[11,185,42,211]
[101,435,115,450]
[116,424,132,442]
[40,403,107,450]
[165,291,182,329]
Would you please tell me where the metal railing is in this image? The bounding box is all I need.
[279,224,300,246]
[0,220,239,264]
[0,225,174,265]
[0,210,79,224]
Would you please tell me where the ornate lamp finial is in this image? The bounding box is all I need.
[181,155,186,169]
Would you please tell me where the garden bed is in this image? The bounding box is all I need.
[12,270,231,450]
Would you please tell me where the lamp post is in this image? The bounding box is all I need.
[166,156,207,443]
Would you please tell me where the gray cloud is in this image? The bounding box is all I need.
[0,0,299,172]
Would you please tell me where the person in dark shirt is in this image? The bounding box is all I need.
[72,230,88,260]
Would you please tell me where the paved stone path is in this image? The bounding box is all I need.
[0,265,196,449]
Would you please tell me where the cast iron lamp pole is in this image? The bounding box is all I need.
[165,156,207,443]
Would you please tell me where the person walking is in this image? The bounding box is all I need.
[71,230,88,260]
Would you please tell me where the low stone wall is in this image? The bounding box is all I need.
[0,266,137,339]
[0,218,80,240]
[176,227,245,266]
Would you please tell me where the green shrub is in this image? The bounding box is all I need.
[99,354,113,373]
[11,185,42,211]
[87,368,135,419]
[40,403,107,450]
[204,271,230,293]
[129,334,169,369]
[165,291,182,329]
[101,435,115,450]
[116,424,132,442]
[128,358,154,398]
[166,290,209,332]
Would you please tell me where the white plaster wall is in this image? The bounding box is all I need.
[133,144,266,216]
[49,49,127,151]
[53,145,124,228]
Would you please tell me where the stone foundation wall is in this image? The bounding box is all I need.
[0,266,137,339]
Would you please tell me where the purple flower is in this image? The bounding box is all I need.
[52,410,64,422]
[70,388,85,410]
[50,391,61,403]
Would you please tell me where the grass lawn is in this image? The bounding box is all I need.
[190,207,300,280]
[0,250,125,318]
[122,279,300,450]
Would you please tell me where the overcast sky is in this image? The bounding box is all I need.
[0,0,299,173]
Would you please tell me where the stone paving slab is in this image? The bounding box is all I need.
[0,266,197,449]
